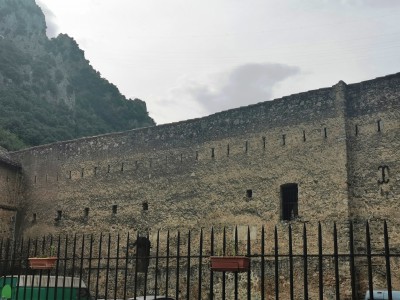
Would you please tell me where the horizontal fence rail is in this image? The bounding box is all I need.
[0,221,399,299]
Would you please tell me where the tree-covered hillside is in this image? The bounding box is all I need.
[0,0,155,150]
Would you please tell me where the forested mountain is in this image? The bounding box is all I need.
[0,0,155,150]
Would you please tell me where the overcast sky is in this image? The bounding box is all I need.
[36,0,400,125]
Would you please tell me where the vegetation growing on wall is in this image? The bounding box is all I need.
[0,0,155,151]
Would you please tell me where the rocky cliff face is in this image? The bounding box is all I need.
[0,0,155,150]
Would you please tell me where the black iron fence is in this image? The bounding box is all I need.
[0,221,399,299]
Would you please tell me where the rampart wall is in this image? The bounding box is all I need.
[10,81,350,237]
[5,72,400,246]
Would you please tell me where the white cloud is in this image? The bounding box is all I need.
[152,63,301,124]
[36,0,59,38]
[185,63,300,113]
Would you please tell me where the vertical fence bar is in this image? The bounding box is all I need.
[247,226,251,300]
[318,222,324,300]
[222,227,226,300]
[15,237,24,300]
[166,230,170,298]
[349,221,357,300]
[209,228,214,300]
[104,234,111,300]
[198,228,203,300]
[366,221,374,300]
[0,239,4,296]
[114,233,120,300]
[0,238,3,276]
[70,234,77,300]
[261,226,265,300]
[23,238,31,300]
[123,233,130,300]
[62,235,68,300]
[333,222,340,300]
[175,231,181,300]
[55,236,61,300]
[303,224,309,300]
[95,234,103,300]
[45,236,53,300]
[134,232,139,300]
[78,234,85,300]
[5,239,11,277]
[384,221,392,300]
[274,226,279,300]
[289,224,294,300]
[10,235,17,275]
[87,234,94,297]
[143,233,149,299]
[234,226,238,300]
[187,230,192,300]
[10,237,16,300]
[154,231,159,297]
[31,238,38,300]
[31,237,38,300]
[37,236,45,300]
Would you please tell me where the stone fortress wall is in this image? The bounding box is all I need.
[0,146,21,239]
[1,72,399,297]
[3,72,400,246]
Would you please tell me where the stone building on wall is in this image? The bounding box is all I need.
[1,72,399,241]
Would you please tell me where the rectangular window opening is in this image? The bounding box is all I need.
[281,183,298,221]
[282,134,286,146]
[81,168,84,178]
[112,204,118,214]
[246,189,253,198]
[377,120,381,132]
[245,141,248,153]
[262,137,266,150]
[142,202,149,211]
[355,125,359,136]
[121,163,124,172]
[211,148,215,158]
[227,144,230,156]
[56,210,62,221]
[303,130,306,142]
[84,207,89,217]
[324,127,327,138]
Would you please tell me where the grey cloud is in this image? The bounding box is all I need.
[36,0,59,38]
[340,0,400,7]
[186,63,300,114]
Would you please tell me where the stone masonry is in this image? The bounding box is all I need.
[1,72,399,243]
